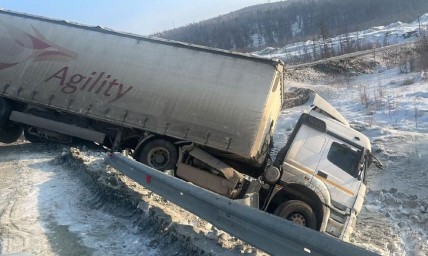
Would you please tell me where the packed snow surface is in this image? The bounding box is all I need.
[0,143,263,255]
[0,144,159,255]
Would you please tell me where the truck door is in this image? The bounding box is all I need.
[282,124,327,186]
[314,138,362,206]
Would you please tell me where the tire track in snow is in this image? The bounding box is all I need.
[0,142,223,255]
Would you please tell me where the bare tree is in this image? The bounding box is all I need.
[319,21,331,58]
[311,38,318,61]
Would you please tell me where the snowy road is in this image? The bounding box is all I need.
[0,143,61,255]
[0,142,259,256]
[0,142,177,256]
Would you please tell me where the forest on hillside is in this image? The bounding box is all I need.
[154,0,428,51]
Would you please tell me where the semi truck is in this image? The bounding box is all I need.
[0,10,381,240]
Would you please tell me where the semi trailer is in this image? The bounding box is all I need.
[0,10,381,240]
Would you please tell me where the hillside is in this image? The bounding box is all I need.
[154,0,428,51]
[255,13,428,64]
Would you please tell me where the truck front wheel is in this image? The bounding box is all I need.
[274,200,317,229]
[137,139,178,171]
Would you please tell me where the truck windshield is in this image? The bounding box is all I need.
[327,142,361,178]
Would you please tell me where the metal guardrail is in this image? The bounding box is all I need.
[105,152,378,256]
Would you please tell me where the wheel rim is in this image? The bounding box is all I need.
[288,212,307,226]
[147,146,170,169]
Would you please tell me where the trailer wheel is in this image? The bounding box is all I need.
[24,128,44,143]
[274,200,317,229]
[137,139,178,171]
[0,98,12,129]
[0,123,23,144]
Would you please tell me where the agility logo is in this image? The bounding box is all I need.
[0,20,133,103]
[0,21,77,70]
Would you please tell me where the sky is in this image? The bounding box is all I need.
[0,0,282,35]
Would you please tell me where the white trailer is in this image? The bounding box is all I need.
[0,9,283,167]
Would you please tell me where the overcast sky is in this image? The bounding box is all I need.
[0,0,282,35]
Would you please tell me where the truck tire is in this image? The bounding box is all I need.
[0,98,12,129]
[0,123,23,144]
[24,128,44,143]
[274,200,317,229]
[137,139,178,171]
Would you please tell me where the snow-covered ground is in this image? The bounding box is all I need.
[278,55,428,255]
[255,14,428,62]
[0,142,264,255]
[0,143,162,255]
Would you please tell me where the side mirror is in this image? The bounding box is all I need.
[369,153,384,170]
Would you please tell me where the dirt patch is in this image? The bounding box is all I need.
[313,58,380,76]
[283,87,314,109]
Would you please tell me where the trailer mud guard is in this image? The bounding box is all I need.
[9,111,105,143]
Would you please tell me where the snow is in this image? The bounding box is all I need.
[37,158,158,255]
[1,142,266,255]
[0,145,158,255]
